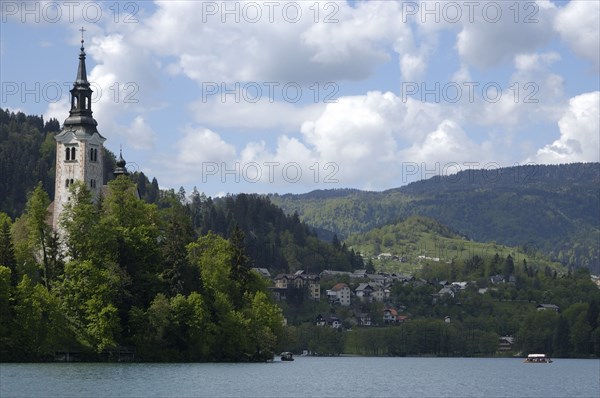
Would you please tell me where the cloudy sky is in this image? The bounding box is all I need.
[1,1,599,196]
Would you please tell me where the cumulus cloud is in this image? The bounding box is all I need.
[554,0,600,71]
[123,116,157,150]
[530,91,600,164]
[188,97,325,131]
[135,1,413,84]
[456,2,556,69]
[401,119,491,166]
[175,127,237,167]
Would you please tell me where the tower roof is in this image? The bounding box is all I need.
[62,27,102,136]
[113,149,129,177]
[75,28,90,88]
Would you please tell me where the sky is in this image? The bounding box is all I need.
[1,0,599,197]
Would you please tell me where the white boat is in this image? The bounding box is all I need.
[524,354,552,363]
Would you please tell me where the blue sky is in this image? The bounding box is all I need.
[1,1,599,197]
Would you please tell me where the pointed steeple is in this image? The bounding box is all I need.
[64,26,98,132]
[75,27,89,87]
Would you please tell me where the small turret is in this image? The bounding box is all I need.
[113,149,129,177]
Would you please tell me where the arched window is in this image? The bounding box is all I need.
[65,147,70,161]
[71,147,76,160]
[65,179,69,187]
[70,179,74,185]
[73,96,78,109]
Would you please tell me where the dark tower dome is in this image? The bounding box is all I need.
[113,149,129,177]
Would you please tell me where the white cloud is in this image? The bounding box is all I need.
[554,0,600,71]
[188,98,325,131]
[401,119,491,166]
[456,2,557,69]
[176,127,237,167]
[530,91,600,164]
[123,116,157,150]
[299,91,403,187]
[400,53,427,81]
[135,1,413,84]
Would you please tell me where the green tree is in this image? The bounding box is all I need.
[13,275,68,359]
[24,183,52,289]
[60,181,99,261]
[0,266,13,357]
[101,176,161,308]
[552,315,571,357]
[159,198,196,295]
[58,260,124,353]
[503,254,515,278]
[0,213,17,286]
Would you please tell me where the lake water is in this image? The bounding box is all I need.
[1,357,599,398]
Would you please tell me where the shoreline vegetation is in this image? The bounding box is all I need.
[1,178,599,363]
[0,114,598,363]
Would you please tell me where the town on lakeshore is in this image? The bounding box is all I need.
[1,2,599,364]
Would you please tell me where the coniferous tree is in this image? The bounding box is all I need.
[0,214,17,286]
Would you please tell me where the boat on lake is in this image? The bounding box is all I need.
[280,352,294,361]
[524,354,552,363]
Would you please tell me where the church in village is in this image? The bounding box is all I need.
[49,30,129,230]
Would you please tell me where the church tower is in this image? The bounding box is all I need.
[52,29,106,230]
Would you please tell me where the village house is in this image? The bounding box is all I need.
[434,285,459,299]
[273,270,321,300]
[383,308,398,323]
[355,282,385,303]
[251,268,271,279]
[498,336,515,352]
[326,283,351,306]
[315,314,342,328]
[353,311,372,327]
[536,303,560,312]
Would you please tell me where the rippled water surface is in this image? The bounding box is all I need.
[2,357,599,397]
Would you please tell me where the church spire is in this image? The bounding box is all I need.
[64,26,98,131]
[75,27,89,87]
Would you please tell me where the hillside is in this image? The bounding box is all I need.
[345,215,563,274]
[270,163,600,273]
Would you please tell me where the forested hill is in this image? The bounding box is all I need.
[0,108,362,275]
[270,163,600,273]
[0,109,116,218]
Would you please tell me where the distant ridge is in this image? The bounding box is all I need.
[270,163,600,273]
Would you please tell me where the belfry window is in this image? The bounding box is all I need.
[71,147,76,160]
[65,147,70,160]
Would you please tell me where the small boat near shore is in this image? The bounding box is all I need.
[524,354,552,363]
[280,352,294,361]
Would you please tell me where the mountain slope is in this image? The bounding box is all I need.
[270,163,600,272]
[346,215,563,274]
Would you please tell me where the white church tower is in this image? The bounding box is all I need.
[52,29,105,230]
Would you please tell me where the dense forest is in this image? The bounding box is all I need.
[0,179,288,361]
[1,108,599,361]
[270,163,600,273]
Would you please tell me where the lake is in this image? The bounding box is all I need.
[1,357,599,397]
